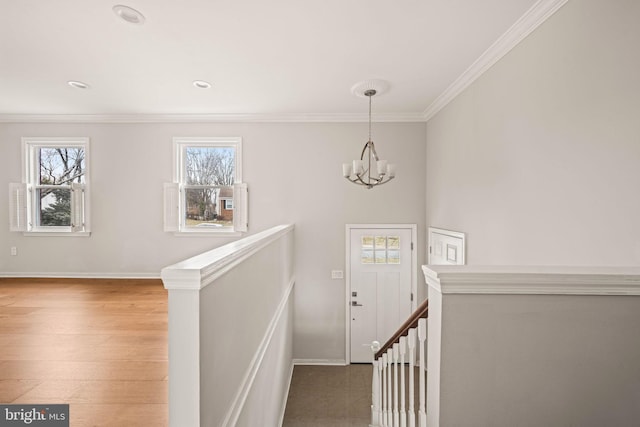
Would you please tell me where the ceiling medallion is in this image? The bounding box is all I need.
[112,5,146,25]
[193,80,212,89]
[67,81,90,89]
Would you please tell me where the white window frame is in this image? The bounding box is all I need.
[165,137,247,235]
[12,137,91,236]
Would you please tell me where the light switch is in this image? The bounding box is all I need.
[331,270,344,279]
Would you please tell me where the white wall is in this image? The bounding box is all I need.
[0,121,426,362]
[426,0,640,266]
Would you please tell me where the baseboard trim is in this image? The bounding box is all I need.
[278,361,295,427]
[0,277,163,285]
[0,272,160,279]
[293,359,347,366]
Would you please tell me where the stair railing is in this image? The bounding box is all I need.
[370,299,428,427]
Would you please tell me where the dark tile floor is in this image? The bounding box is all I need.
[282,364,372,427]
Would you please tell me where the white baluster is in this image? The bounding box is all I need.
[387,348,393,427]
[382,353,388,426]
[399,336,407,427]
[393,343,399,427]
[418,318,427,427]
[407,328,416,427]
[378,357,385,426]
[372,359,380,426]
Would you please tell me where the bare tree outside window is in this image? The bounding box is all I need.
[37,147,85,226]
[184,146,235,228]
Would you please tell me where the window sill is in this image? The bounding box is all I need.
[172,230,243,237]
[23,231,91,237]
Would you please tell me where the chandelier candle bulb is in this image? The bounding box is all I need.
[353,160,364,175]
[387,164,396,178]
[343,163,352,177]
[377,160,388,176]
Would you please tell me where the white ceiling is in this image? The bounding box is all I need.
[0,0,557,121]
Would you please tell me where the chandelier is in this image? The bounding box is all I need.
[343,88,396,189]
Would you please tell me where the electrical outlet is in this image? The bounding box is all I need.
[10,247,17,256]
[331,270,344,279]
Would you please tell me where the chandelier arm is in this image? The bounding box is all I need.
[373,176,395,186]
[354,174,372,187]
[346,176,369,188]
[344,175,394,188]
[358,141,381,185]
[367,141,380,162]
[359,141,372,160]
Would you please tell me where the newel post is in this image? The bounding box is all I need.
[371,341,381,426]
[161,272,202,427]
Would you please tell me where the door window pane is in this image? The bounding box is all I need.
[387,236,399,249]
[361,236,374,248]
[375,250,387,264]
[361,249,374,264]
[361,235,402,264]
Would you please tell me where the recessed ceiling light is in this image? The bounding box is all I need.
[113,5,145,24]
[193,80,212,89]
[68,81,90,89]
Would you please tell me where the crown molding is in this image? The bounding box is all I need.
[0,112,426,124]
[422,0,569,121]
[0,1,568,126]
[423,265,640,296]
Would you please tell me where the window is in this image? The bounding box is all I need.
[9,137,90,235]
[164,137,247,234]
[361,235,400,264]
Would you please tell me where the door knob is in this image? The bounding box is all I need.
[351,301,363,306]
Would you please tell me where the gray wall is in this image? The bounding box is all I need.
[426,0,640,266]
[437,293,640,427]
[0,121,426,362]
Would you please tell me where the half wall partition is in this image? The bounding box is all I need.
[161,224,295,427]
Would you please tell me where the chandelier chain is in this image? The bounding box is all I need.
[368,93,372,142]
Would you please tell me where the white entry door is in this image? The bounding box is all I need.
[349,227,414,363]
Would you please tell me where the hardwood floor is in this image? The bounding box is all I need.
[0,278,168,426]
